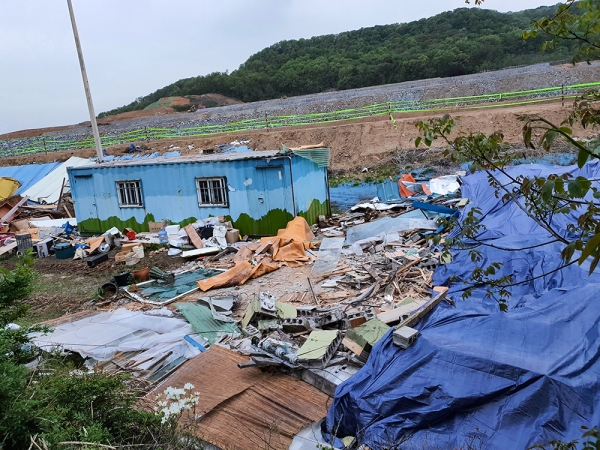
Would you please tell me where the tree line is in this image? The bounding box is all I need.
[99,5,578,118]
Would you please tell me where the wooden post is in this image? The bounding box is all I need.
[66,0,104,163]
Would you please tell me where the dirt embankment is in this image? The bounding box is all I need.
[1,99,593,172]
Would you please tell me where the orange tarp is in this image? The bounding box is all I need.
[197,259,280,292]
[261,216,315,244]
[197,217,315,292]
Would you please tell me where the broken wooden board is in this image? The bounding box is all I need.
[181,247,222,258]
[342,337,365,356]
[0,242,17,255]
[398,286,449,329]
[184,224,204,249]
[377,297,429,325]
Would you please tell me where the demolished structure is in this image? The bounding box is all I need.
[3,142,599,449]
[67,146,331,235]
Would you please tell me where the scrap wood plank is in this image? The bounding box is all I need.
[184,225,204,249]
[397,286,449,328]
[0,242,17,255]
[377,297,429,325]
[342,337,365,356]
[318,290,351,301]
[316,267,353,281]
[0,196,28,224]
[395,258,422,278]
[364,265,382,283]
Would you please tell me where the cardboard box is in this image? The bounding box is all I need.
[226,229,240,244]
[121,243,139,253]
[10,219,29,232]
[148,221,167,233]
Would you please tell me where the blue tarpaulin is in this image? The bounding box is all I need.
[326,161,600,449]
[0,162,60,194]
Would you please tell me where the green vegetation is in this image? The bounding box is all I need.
[99,5,578,118]
[0,253,201,449]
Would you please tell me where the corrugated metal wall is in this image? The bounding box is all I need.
[69,154,329,236]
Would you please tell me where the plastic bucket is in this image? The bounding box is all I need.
[113,272,131,287]
[55,242,75,259]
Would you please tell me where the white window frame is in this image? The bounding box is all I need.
[116,180,143,207]
[196,177,228,207]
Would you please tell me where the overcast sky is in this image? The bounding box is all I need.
[0,0,553,135]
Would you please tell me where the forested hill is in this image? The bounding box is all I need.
[99,4,575,118]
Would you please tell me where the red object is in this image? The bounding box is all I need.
[398,173,417,198]
[126,231,136,240]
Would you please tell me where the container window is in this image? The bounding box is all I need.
[196,177,228,207]
[116,180,143,207]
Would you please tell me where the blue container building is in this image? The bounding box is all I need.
[67,147,331,236]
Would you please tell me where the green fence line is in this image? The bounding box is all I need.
[1,81,599,158]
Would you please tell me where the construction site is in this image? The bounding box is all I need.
[1,58,600,450]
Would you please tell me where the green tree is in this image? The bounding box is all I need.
[414,0,600,310]
[99,4,577,117]
[0,254,200,449]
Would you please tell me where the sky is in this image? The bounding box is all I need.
[0,0,553,135]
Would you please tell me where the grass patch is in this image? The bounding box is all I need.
[329,162,400,187]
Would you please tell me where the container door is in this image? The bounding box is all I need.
[251,164,290,235]
[72,175,101,233]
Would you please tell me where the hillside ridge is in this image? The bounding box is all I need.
[99,4,575,118]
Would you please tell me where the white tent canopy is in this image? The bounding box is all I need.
[21,156,91,204]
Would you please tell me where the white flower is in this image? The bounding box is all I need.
[184,383,195,390]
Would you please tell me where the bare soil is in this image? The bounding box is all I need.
[0,248,189,325]
[1,99,593,173]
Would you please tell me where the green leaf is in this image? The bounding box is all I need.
[578,233,600,265]
[568,177,592,198]
[523,125,533,149]
[589,251,600,275]
[541,180,555,202]
[559,126,573,135]
[578,148,589,168]
[414,136,422,148]
[555,178,565,194]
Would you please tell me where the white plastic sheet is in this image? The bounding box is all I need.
[311,237,345,277]
[345,216,438,245]
[30,308,200,362]
[430,175,460,195]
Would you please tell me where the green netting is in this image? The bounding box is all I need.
[1,81,598,158]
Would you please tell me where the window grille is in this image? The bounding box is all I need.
[196,177,228,206]
[116,180,143,207]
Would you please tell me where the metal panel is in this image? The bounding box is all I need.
[69,152,329,235]
[0,162,60,194]
[175,303,240,345]
[71,175,101,232]
[155,345,330,450]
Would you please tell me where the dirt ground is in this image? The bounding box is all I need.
[1,99,593,173]
[0,248,190,325]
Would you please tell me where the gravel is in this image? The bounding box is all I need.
[2,62,599,155]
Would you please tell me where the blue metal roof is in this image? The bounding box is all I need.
[0,162,61,194]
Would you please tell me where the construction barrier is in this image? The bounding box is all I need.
[1,81,598,158]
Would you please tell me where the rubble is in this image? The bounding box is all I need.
[6,166,467,450]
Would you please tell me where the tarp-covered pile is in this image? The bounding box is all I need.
[326,162,600,449]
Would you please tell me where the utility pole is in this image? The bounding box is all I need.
[66,0,104,162]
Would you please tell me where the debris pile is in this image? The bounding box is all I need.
[16,168,470,450]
